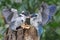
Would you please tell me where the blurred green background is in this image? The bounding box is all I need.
[0,0,60,40]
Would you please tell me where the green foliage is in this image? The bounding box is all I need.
[0,0,60,40]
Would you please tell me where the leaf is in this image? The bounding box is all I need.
[55,27,60,35]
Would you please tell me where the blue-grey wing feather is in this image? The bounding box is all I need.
[41,4,57,25]
[48,5,57,16]
[2,7,13,24]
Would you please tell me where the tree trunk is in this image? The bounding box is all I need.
[4,25,39,40]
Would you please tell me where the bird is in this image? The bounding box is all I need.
[9,11,26,31]
[30,2,57,40]
[30,10,43,40]
[2,7,26,31]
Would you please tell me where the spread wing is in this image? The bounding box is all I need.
[2,7,19,24]
[2,7,13,24]
[10,8,19,22]
[48,5,57,16]
[41,3,57,25]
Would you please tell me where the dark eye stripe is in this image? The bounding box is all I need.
[31,14,37,18]
[22,13,29,16]
[19,15,22,17]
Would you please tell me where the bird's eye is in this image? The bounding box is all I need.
[37,21,40,24]
[21,20,23,22]
[34,15,37,16]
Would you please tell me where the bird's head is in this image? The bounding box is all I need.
[19,11,31,25]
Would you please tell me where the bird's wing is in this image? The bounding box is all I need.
[9,20,16,31]
[2,7,13,24]
[41,3,57,25]
[41,8,49,25]
[48,5,57,16]
[11,8,19,22]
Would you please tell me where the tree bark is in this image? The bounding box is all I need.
[4,25,39,40]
